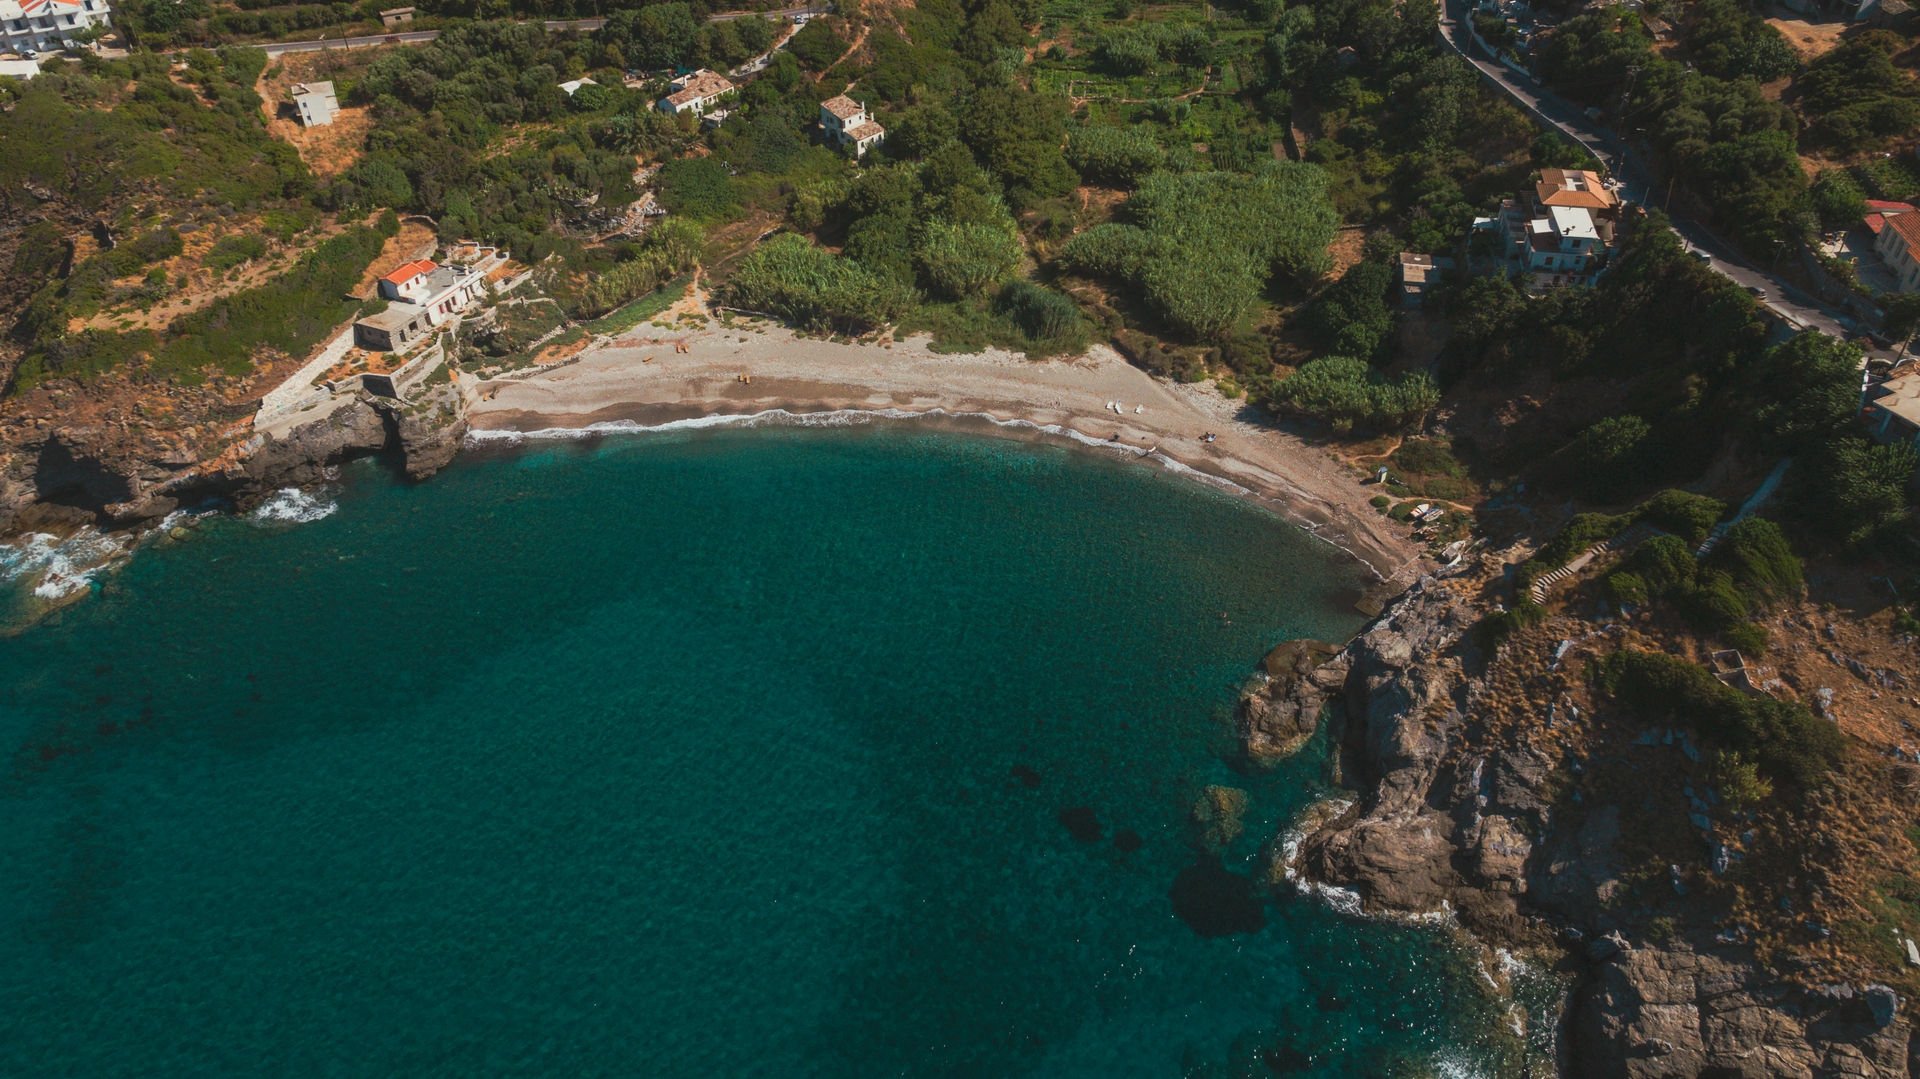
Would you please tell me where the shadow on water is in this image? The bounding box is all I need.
[1168,853,1267,938]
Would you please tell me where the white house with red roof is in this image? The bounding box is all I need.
[819,94,884,156]
[657,69,735,116]
[1,0,112,55]
[356,256,491,351]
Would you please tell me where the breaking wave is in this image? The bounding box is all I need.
[249,487,339,525]
[0,528,130,601]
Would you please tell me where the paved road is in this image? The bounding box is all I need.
[249,7,821,57]
[1438,0,1861,339]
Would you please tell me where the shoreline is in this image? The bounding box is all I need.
[465,326,1428,584]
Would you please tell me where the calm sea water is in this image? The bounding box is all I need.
[0,427,1534,1077]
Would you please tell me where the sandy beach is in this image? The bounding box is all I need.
[466,323,1429,583]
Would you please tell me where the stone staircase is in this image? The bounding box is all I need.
[1529,523,1657,605]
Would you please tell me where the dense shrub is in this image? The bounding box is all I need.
[1266,356,1439,434]
[1596,650,1847,789]
[1637,489,1727,545]
[657,157,740,222]
[1302,258,1396,363]
[1059,164,1338,340]
[722,233,911,334]
[994,280,1083,343]
[914,219,1022,300]
[205,233,268,272]
[1065,125,1165,187]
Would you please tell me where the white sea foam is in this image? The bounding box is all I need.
[0,528,130,600]
[249,487,338,525]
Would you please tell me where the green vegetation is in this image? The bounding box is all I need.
[723,234,911,334]
[1538,12,1802,253]
[1596,650,1847,790]
[1607,518,1803,652]
[1262,355,1437,434]
[205,234,269,272]
[1062,164,1338,339]
[1799,31,1920,154]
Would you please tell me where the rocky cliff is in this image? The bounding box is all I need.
[1244,579,1920,1076]
[0,383,469,539]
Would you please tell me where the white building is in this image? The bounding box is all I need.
[1,0,111,55]
[355,258,489,351]
[291,80,337,127]
[657,69,734,116]
[1486,168,1621,289]
[558,76,596,97]
[819,94,884,156]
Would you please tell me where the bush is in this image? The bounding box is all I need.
[205,233,267,272]
[722,233,911,334]
[914,219,1021,300]
[1065,125,1165,187]
[1596,650,1847,789]
[1709,517,1803,601]
[1266,355,1439,434]
[1538,512,1632,567]
[994,280,1083,343]
[1636,489,1726,545]
[657,157,739,221]
[786,19,846,71]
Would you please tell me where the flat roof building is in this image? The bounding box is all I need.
[291,80,337,127]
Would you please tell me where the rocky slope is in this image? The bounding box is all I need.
[1241,578,1920,1076]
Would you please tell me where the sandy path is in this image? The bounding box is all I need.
[466,324,1429,582]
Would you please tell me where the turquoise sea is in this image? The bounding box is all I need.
[0,426,1536,1077]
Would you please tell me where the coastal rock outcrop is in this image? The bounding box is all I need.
[0,383,470,540]
[1236,639,1348,763]
[1284,578,1918,1074]
[1296,578,1488,917]
[1571,944,1914,1077]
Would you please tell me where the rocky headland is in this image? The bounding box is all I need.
[1243,577,1920,1076]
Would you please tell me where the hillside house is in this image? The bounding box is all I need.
[1483,168,1623,289]
[1866,370,1920,450]
[1,0,111,54]
[1875,211,1920,292]
[291,81,337,127]
[819,94,885,156]
[355,259,488,351]
[558,76,596,97]
[1397,253,1456,307]
[658,69,734,116]
[378,5,412,26]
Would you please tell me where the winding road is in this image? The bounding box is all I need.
[1439,0,1862,340]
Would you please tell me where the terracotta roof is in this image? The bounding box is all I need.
[843,120,884,141]
[1866,199,1917,213]
[821,95,864,120]
[664,69,734,107]
[381,259,436,285]
[19,0,85,14]
[1535,168,1617,211]
[1888,211,1920,262]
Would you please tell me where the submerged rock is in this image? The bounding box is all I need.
[1189,785,1250,853]
[1057,806,1102,843]
[1168,854,1266,938]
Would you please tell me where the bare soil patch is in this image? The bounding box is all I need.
[1766,14,1850,63]
[255,50,382,178]
[350,220,439,299]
